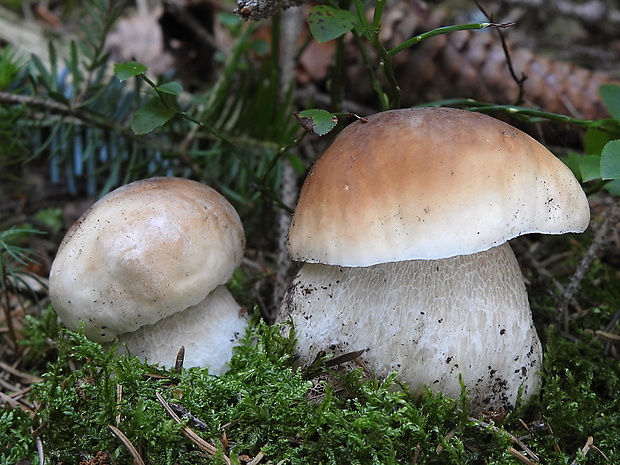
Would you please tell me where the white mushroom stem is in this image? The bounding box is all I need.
[113,286,247,374]
[281,242,542,410]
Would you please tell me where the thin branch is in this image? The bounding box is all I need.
[35,435,44,465]
[247,450,265,465]
[156,391,231,464]
[472,418,541,463]
[509,447,540,465]
[475,0,527,105]
[1,90,290,181]
[109,425,146,465]
[1,283,18,351]
[568,436,594,465]
[162,1,221,53]
[0,91,191,163]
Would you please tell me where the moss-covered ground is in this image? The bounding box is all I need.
[2,273,619,465]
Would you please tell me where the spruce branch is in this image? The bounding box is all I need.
[0,91,200,175]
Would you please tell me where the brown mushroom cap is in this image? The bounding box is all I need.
[288,107,590,266]
[49,177,245,343]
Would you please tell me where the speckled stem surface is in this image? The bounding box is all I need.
[279,242,542,411]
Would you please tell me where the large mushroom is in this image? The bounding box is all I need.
[278,107,590,410]
[49,177,247,374]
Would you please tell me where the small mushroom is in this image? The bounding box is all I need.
[49,177,247,374]
[278,107,590,410]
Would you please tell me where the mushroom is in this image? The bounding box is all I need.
[49,177,247,374]
[278,107,590,410]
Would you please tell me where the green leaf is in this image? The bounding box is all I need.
[156,81,183,95]
[29,55,53,90]
[584,127,615,155]
[579,154,602,182]
[47,91,70,106]
[114,61,147,81]
[250,39,269,56]
[286,152,305,174]
[604,179,620,196]
[131,98,176,134]
[563,152,582,179]
[308,5,357,43]
[295,109,338,136]
[599,84,620,121]
[600,139,620,180]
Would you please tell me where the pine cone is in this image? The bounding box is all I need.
[399,27,615,120]
[342,4,617,122]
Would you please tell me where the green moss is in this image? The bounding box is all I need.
[538,330,619,459]
[4,313,619,464]
[0,409,33,464]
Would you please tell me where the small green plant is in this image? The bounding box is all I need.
[566,84,620,196]
[305,0,513,110]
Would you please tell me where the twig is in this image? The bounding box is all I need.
[1,279,18,351]
[411,444,421,464]
[435,427,460,453]
[603,308,620,332]
[591,443,610,462]
[108,424,146,465]
[162,1,221,53]
[156,391,231,464]
[247,450,265,465]
[474,0,527,104]
[115,384,123,427]
[472,418,540,463]
[509,447,540,465]
[557,197,620,331]
[601,308,620,356]
[594,329,620,342]
[174,346,185,373]
[513,237,566,296]
[0,390,20,408]
[0,360,43,384]
[272,6,304,320]
[0,385,35,411]
[569,436,594,465]
[35,435,44,465]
